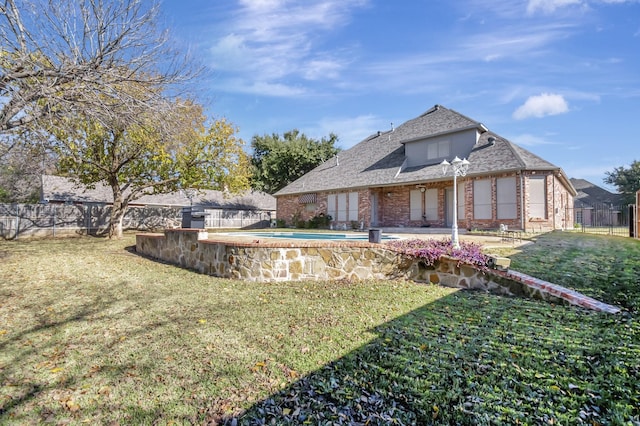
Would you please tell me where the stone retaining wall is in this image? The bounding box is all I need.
[135,229,619,313]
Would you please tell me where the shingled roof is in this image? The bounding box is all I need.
[276,105,575,196]
[570,178,622,207]
[41,175,276,210]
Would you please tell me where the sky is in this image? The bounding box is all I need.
[161,0,640,191]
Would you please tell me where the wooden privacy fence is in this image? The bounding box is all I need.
[0,204,273,239]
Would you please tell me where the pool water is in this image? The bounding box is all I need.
[233,231,398,241]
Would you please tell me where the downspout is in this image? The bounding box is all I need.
[552,174,556,230]
[520,172,525,231]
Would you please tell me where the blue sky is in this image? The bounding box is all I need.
[162,0,640,191]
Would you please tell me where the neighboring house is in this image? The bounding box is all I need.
[275,105,576,232]
[41,175,276,228]
[570,178,622,208]
[41,175,276,210]
[570,178,624,227]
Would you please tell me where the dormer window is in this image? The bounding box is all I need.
[402,127,479,168]
[427,140,450,160]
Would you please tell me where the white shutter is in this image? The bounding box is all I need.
[424,188,438,220]
[410,190,422,220]
[457,182,465,219]
[348,192,359,221]
[337,193,347,221]
[529,177,546,218]
[473,179,492,219]
[327,194,336,220]
[497,177,517,219]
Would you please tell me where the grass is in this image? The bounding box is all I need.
[0,232,638,425]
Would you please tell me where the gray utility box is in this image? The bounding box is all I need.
[181,207,206,229]
[181,207,192,228]
[487,255,511,271]
[190,208,206,229]
[368,228,382,243]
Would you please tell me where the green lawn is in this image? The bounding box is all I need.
[0,232,638,425]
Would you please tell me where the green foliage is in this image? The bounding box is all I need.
[250,129,340,194]
[0,186,9,202]
[52,100,250,237]
[604,160,640,205]
[295,213,332,229]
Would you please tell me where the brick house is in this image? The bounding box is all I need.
[275,105,576,232]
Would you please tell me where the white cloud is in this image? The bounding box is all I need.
[207,0,368,97]
[526,0,637,14]
[302,58,344,81]
[513,93,569,119]
[316,114,382,148]
[511,133,559,146]
[213,78,307,97]
[527,0,582,14]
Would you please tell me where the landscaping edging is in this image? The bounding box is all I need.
[135,229,620,313]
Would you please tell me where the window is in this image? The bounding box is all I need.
[529,177,546,218]
[337,193,347,221]
[328,192,359,221]
[497,177,517,219]
[427,140,450,160]
[457,182,465,219]
[410,190,422,221]
[425,188,438,220]
[473,179,492,219]
[348,192,359,221]
[327,194,336,220]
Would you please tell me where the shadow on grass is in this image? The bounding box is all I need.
[221,290,639,425]
[505,232,640,313]
[0,291,172,423]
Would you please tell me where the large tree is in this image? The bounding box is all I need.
[250,129,340,194]
[51,98,251,238]
[604,160,640,206]
[0,0,195,139]
[0,133,53,202]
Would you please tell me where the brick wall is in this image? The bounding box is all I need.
[276,171,574,231]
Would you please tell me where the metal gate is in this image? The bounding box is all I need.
[571,203,633,237]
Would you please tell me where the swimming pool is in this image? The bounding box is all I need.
[231,231,399,241]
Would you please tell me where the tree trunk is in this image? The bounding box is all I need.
[109,186,127,239]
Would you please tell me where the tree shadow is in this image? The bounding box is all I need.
[0,289,172,422]
[218,290,638,425]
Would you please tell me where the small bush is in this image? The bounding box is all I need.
[387,238,490,271]
[307,213,332,229]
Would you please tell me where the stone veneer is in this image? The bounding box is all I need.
[135,229,619,314]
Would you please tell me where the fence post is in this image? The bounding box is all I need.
[14,204,20,239]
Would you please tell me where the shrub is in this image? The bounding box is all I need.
[386,238,490,271]
[307,213,332,229]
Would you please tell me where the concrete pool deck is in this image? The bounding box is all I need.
[209,227,529,249]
